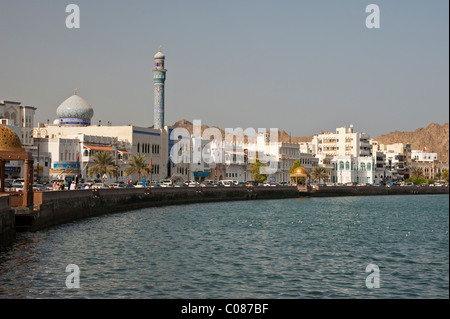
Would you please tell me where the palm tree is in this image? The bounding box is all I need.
[411,168,424,179]
[87,151,117,184]
[310,166,329,184]
[124,154,150,182]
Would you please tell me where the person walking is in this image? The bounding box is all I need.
[70,181,76,190]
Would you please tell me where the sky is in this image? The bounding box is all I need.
[0,0,448,138]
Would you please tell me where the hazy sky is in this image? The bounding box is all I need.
[0,0,448,138]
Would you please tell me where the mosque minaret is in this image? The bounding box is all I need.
[153,45,167,130]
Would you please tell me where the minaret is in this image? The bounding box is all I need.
[153,45,167,129]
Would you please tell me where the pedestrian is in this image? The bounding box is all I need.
[52,181,56,191]
[70,181,76,190]
[60,181,64,190]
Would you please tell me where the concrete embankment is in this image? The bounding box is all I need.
[17,186,299,232]
[6,185,449,237]
[309,185,449,197]
[0,195,15,247]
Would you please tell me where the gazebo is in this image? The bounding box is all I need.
[0,126,34,206]
[290,166,309,192]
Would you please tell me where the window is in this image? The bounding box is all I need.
[360,163,366,171]
[345,161,350,170]
[339,161,344,170]
[367,163,372,171]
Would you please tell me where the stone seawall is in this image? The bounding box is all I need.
[19,186,299,232]
[0,195,15,247]
[309,185,449,197]
[12,185,449,234]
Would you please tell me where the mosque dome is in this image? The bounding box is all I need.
[292,166,308,175]
[0,125,25,152]
[56,91,94,126]
[154,48,165,59]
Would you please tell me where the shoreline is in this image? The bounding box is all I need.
[1,185,448,247]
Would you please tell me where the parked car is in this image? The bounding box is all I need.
[186,181,199,187]
[92,183,109,189]
[220,180,234,187]
[11,183,24,192]
[200,180,215,187]
[134,182,144,188]
[117,183,135,188]
[159,179,173,187]
[33,184,46,192]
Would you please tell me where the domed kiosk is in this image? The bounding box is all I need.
[290,166,309,192]
[0,126,34,206]
[56,89,94,126]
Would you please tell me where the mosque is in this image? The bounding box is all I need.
[27,47,188,183]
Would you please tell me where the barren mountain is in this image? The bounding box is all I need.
[375,123,449,162]
[172,119,314,143]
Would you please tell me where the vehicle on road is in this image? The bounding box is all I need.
[92,183,109,189]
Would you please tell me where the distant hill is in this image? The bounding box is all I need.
[172,119,315,143]
[375,123,449,162]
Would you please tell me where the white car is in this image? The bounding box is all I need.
[11,183,24,192]
[92,183,109,189]
[220,180,234,187]
[159,179,173,187]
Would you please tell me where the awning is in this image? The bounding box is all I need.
[118,149,131,154]
[84,144,115,152]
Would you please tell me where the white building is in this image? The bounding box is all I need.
[1,100,37,180]
[411,150,438,162]
[330,155,387,185]
[313,124,372,158]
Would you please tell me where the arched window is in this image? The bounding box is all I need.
[367,163,372,171]
[339,161,344,170]
[345,161,350,170]
[360,163,366,171]
[10,112,17,125]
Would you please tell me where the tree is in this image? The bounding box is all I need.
[289,160,302,174]
[442,169,449,183]
[250,155,267,184]
[310,166,329,184]
[87,151,117,184]
[411,168,424,179]
[124,154,150,182]
[435,172,442,182]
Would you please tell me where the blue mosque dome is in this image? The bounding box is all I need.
[56,90,94,126]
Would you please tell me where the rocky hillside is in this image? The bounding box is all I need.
[375,123,449,162]
[172,119,314,143]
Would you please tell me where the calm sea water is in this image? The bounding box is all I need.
[0,195,448,299]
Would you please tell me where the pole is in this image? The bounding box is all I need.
[37,142,40,183]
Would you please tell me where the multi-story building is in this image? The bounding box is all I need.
[313,124,372,158]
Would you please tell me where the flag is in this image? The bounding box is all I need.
[423,146,427,151]
[76,153,79,162]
